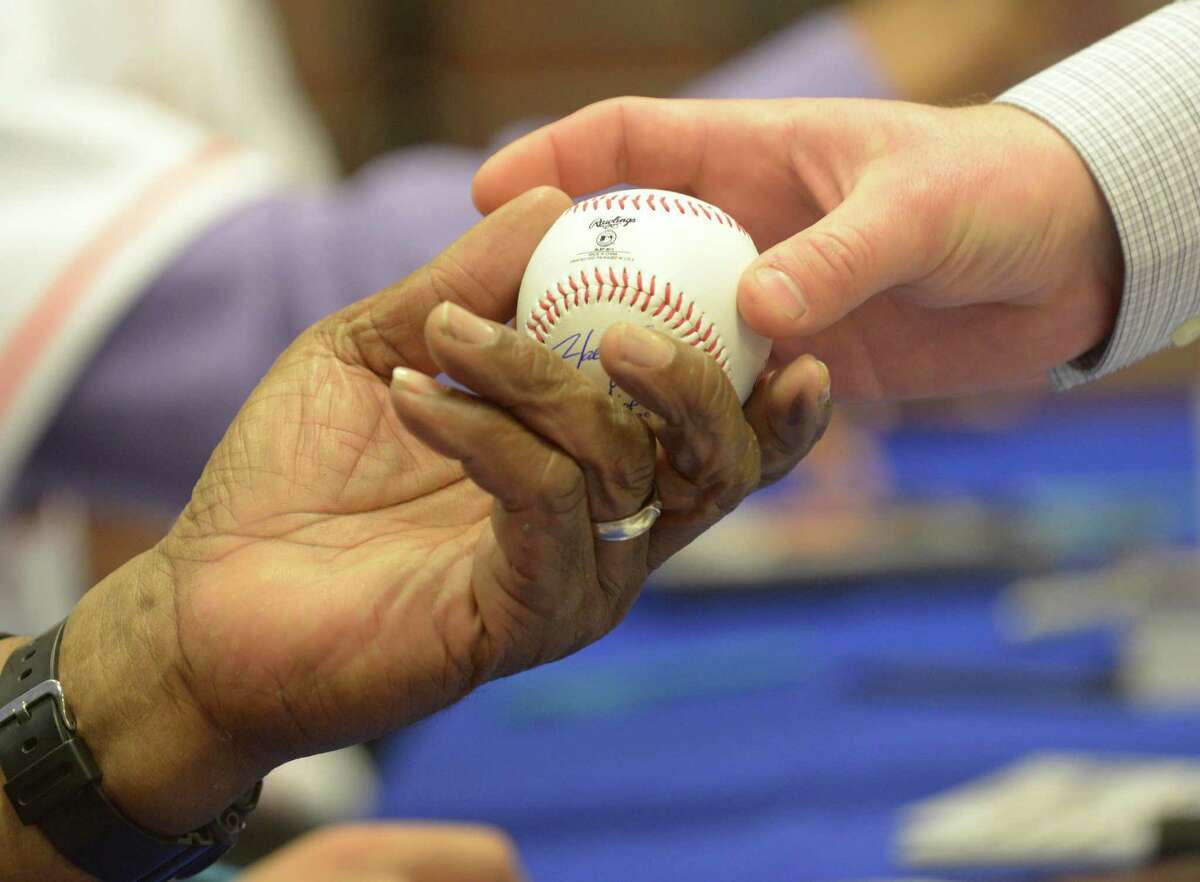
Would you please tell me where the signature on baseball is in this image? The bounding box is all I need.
[549,327,652,417]
[551,330,602,369]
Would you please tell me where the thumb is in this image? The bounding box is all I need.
[738,186,913,339]
[314,186,571,378]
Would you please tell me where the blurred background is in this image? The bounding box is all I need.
[4,1,1199,880]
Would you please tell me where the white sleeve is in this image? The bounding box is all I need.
[996,1,1200,388]
[0,82,280,502]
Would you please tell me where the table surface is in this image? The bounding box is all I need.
[375,391,1199,882]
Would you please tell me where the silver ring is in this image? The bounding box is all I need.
[592,490,662,542]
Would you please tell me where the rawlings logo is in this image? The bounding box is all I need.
[589,216,637,230]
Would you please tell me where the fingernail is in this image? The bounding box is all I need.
[753,267,807,321]
[391,366,442,395]
[617,323,675,369]
[815,358,832,407]
[439,302,497,345]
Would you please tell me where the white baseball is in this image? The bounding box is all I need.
[517,188,770,412]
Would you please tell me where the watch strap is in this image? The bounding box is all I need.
[0,620,258,881]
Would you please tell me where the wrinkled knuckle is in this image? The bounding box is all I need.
[530,371,607,430]
[425,255,492,316]
[610,449,657,496]
[580,382,619,424]
[423,261,462,305]
[307,318,353,363]
[524,343,575,397]
[676,435,728,489]
[800,225,874,288]
[593,445,656,510]
[660,349,726,430]
[685,479,749,527]
[311,301,408,374]
[536,453,587,515]
[361,307,409,372]
[673,385,750,487]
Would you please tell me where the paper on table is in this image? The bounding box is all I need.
[898,753,1200,870]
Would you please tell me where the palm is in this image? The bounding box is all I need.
[168,346,521,761]
[84,190,825,843]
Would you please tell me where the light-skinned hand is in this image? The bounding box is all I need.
[473,98,1123,400]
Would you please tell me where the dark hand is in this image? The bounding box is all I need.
[46,187,829,844]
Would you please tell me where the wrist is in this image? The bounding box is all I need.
[986,103,1124,359]
[57,546,260,836]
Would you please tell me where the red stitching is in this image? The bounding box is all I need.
[562,193,750,238]
[527,266,731,372]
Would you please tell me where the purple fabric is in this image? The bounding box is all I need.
[16,147,483,513]
[682,9,891,100]
[16,11,894,515]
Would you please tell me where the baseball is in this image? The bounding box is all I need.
[517,188,770,413]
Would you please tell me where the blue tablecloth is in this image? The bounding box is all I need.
[374,392,1199,882]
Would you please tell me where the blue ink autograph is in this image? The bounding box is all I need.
[550,328,650,418]
[551,330,602,370]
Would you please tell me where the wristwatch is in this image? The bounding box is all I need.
[0,620,261,881]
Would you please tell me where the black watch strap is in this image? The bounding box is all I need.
[0,620,260,881]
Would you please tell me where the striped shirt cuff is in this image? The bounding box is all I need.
[996,1,1200,389]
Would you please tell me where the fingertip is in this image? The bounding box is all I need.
[518,184,574,220]
[764,354,830,437]
[472,138,565,215]
[814,357,832,407]
[471,143,519,214]
[391,365,440,393]
[490,184,572,227]
[737,263,810,339]
[389,366,444,412]
[470,157,500,214]
[599,322,676,372]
